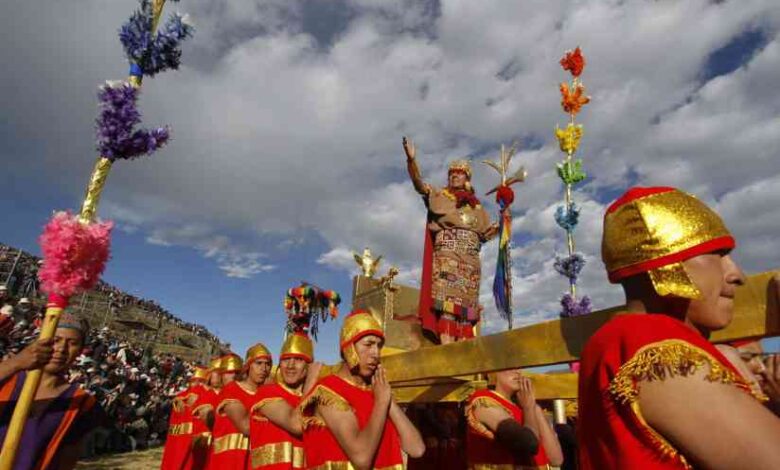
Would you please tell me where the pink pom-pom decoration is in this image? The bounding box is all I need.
[38,212,113,299]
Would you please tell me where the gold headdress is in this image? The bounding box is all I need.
[192,365,209,382]
[221,353,243,373]
[448,159,472,179]
[602,187,735,299]
[280,332,314,363]
[245,343,272,365]
[208,356,223,372]
[339,310,384,369]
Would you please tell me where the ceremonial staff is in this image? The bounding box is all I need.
[484,144,526,330]
[0,1,191,468]
[554,47,592,317]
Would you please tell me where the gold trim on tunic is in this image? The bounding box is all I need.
[250,441,305,468]
[308,462,403,470]
[169,422,193,436]
[192,432,212,448]
[469,465,551,470]
[212,432,249,454]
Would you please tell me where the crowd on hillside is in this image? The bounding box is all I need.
[1,285,198,456]
[0,243,219,344]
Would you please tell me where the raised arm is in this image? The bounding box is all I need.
[318,367,393,470]
[259,399,303,436]
[403,137,430,196]
[388,400,425,458]
[639,365,780,469]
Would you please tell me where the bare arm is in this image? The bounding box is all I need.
[224,402,250,436]
[260,399,303,436]
[403,137,430,196]
[534,405,563,467]
[473,403,512,433]
[516,376,540,438]
[639,366,780,469]
[195,406,214,430]
[388,400,425,458]
[319,367,393,470]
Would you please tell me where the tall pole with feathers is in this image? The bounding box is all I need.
[0,1,192,468]
[484,144,527,330]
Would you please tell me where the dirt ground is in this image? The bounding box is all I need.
[75,447,163,470]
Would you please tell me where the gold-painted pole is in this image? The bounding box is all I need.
[0,305,64,470]
[552,399,567,425]
[0,2,169,465]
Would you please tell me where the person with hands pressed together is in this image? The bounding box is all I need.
[300,310,425,470]
[249,332,318,469]
[208,352,253,469]
[465,369,562,469]
[0,312,101,470]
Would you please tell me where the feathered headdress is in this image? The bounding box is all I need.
[284,282,340,340]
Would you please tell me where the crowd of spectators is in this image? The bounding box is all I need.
[0,243,219,344]
[0,243,223,458]
[1,285,201,456]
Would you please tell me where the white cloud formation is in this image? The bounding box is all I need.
[2,0,779,330]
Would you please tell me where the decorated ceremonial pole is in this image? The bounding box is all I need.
[0,1,191,468]
[484,145,527,330]
[553,47,592,317]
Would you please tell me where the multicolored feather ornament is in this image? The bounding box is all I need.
[483,144,527,330]
[284,283,341,339]
[554,47,592,318]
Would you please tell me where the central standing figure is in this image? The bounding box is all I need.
[403,137,498,344]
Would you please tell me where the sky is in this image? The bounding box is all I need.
[2,0,779,363]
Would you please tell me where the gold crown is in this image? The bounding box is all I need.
[280,332,314,363]
[448,159,472,178]
[602,187,735,299]
[340,310,383,368]
[245,343,272,364]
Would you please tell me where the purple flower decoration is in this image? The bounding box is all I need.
[554,203,580,232]
[96,82,169,161]
[119,0,193,77]
[553,253,586,282]
[560,294,592,318]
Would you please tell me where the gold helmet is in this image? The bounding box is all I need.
[339,310,384,368]
[602,186,735,299]
[221,353,243,373]
[208,356,223,372]
[280,332,313,363]
[245,343,272,366]
[192,365,209,382]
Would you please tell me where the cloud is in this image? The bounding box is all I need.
[3,0,780,336]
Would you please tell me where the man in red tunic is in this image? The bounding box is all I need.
[249,332,318,469]
[161,365,209,470]
[209,353,251,469]
[300,310,425,469]
[465,369,562,469]
[190,357,224,470]
[578,186,780,469]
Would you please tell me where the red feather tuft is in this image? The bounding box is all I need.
[38,212,113,298]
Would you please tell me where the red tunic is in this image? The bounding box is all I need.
[208,381,254,470]
[190,385,217,470]
[249,383,304,469]
[465,389,550,469]
[161,388,196,470]
[300,374,403,470]
[577,314,754,469]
